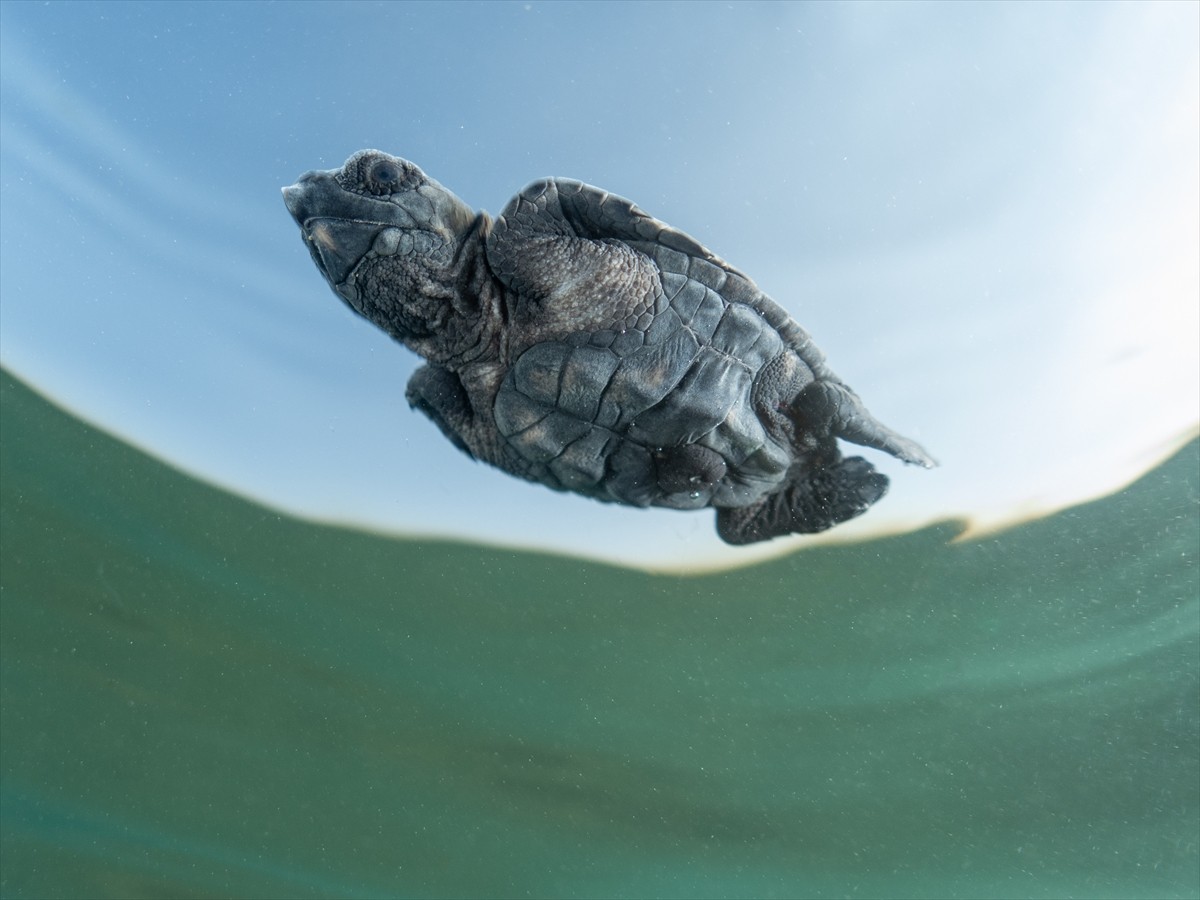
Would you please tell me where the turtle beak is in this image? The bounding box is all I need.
[281,183,307,222]
[281,168,336,224]
[282,171,374,306]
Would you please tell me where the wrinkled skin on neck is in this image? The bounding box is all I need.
[282,150,503,367]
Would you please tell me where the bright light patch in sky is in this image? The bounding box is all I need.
[1,1,1196,570]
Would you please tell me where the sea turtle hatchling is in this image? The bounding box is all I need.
[283,151,934,545]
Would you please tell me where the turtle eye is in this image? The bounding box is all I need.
[366,158,404,194]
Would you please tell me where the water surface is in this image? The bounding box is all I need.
[2,370,1196,898]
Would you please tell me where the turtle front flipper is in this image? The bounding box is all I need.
[406,365,477,459]
[715,457,889,545]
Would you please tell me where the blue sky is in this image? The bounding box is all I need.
[1,1,1196,568]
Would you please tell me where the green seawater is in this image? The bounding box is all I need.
[1,368,1197,899]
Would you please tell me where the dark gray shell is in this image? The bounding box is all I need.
[494,252,791,510]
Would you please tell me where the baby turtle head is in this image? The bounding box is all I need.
[283,150,495,363]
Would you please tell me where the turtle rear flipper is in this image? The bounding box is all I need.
[715,457,888,545]
[791,381,936,469]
